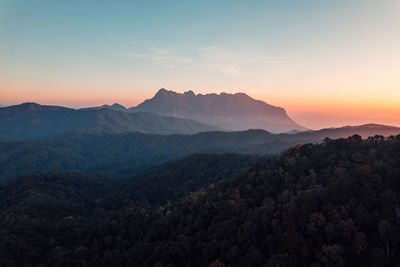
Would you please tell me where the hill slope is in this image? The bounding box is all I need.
[0,124,399,180]
[100,134,400,266]
[131,89,306,133]
[0,103,220,141]
[107,153,267,207]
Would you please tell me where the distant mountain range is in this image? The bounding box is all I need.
[87,89,306,133]
[2,89,399,143]
[0,102,220,141]
[292,123,400,140]
[129,89,306,133]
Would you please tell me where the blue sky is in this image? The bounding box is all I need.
[1,0,399,128]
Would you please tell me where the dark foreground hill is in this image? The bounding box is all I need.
[0,102,219,141]
[0,153,265,266]
[0,124,399,181]
[1,135,400,266]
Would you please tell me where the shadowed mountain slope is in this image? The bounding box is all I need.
[0,102,220,141]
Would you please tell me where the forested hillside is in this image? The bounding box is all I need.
[1,135,400,266]
[0,130,280,180]
[107,153,267,207]
[1,124,399,181]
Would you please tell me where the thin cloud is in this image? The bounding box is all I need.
[130,47,195,68]
[129,44,295,76]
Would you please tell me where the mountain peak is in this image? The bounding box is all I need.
[111,103,126,110]
[184,90,195,96]
[99,103,127,111]
[12,102,46,111]
[155,88,175,96]
[21,102,41,107]
[157,88,168,94]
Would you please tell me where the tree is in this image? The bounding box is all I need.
[378,220,393,258]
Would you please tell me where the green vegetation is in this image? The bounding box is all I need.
[108,153,266,207]
[1,135,400,266]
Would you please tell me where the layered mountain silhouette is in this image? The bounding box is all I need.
[1,123,399,180]
[130,88,306,133]
[0,102,219,141]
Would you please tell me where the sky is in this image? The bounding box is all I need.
[0,0,399,129]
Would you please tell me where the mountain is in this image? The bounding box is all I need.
[130,88,306,133]
[2,136,400,266]
[286,123,400,143]
[0,102,220,141]
[0,124,399,180]
[82,103,127,112]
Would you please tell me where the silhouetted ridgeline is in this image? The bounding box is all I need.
[1,135,400,266]
[0,102,220,141]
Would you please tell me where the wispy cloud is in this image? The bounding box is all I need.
[129,44,294,77]
[130,47,195,68]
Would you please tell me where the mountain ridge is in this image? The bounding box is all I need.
[1,123,399,180]
[0,102,220,141]
[81,103,127,112]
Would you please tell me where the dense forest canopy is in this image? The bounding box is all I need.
[1,134,400,266]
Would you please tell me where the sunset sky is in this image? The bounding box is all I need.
[1,0,399,129]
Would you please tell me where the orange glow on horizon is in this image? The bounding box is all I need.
[1,80,399,130]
